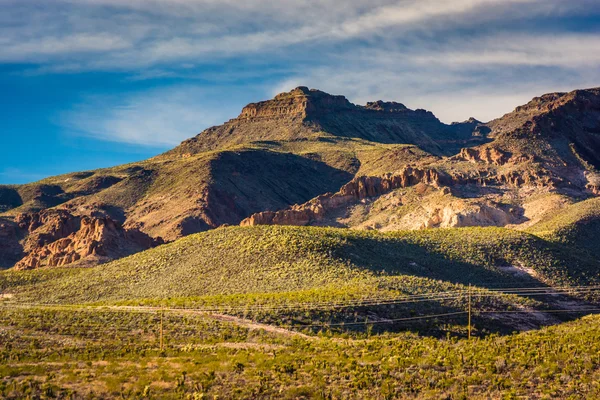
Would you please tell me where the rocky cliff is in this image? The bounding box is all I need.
[241,167,447,227]
[12,210,159,270]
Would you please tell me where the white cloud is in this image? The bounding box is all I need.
[330,0,536,38]
[60,86,244,146]
[1,34,131,62]
[4,0,600,126]
[0,168,46,184]
[273,57,600,123]
[2,0,594,69]
[410,34,600,68]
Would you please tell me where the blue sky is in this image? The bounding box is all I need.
[2,0,600,184]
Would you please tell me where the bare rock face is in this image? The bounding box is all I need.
[454,147,511,166]
[408,201,520,229]
[239,86,354,120]
[241,167,446,227]
[13,211,160,270]
[17,210,81,252]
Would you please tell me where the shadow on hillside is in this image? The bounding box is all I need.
[0,217,24,269]
[321,234,598,336]
[333,235,539,288]
[207,150,353,225]
[0,187,23,213]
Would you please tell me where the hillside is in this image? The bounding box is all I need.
[1,86,600,270]
[2,225,599,336]
[527,196,600,253]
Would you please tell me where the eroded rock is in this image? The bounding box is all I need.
[241,167,446,227]
[13,211,160,270]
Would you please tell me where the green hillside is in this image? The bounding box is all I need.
[2,225,598,335]
[2,225,596,301]
[527,197,600,254]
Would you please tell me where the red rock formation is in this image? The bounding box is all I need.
[241,167,446,227]
[17,210,81,252]
[446,165,562,188]
[454,147,510,165]
[13,211,160,270]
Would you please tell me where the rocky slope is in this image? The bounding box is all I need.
[241,168,447,227]
[1,86,600,269]
[239,88,600,231]
[8,210,160,270]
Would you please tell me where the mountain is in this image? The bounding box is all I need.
[168,86,482,157]
[1,86,599,269]
[242,88,600,231]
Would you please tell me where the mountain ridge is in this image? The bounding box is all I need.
[1,85,600,269]
[168,86,486,157]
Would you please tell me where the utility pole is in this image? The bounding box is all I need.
[467,284,472,340]
[160,307,164,352]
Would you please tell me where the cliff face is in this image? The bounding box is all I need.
[238,87,354,120]
[12,210,160,270]
[241,168,446,227]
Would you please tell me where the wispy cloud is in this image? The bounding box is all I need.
[1,34,132,62]
[59,85,265,147]
[3,0,597,70]
[409,34,600,68]
[3,0,600,136]
[273,53,600,123]
[0,168,46,184]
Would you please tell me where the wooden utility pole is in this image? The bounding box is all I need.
[467,284,472,340]
[160,307,164,351]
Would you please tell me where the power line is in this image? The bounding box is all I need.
[4,285,600,317]
[5,285,600,314]
[281,311,469,328]
[477,308,600,315]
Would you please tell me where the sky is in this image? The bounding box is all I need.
[1,0,600,184]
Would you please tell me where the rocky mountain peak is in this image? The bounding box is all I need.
[364,100,408,112]
[238,87,354,120]
[488,87,600,137]
[170,87,459,156]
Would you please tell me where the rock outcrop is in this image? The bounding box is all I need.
[239,87,354,120]
[410,201,520,230]
[17,209,81,252]
[13,210,160,270]
[585,172,600,195]
[453,147,510,166]
[241,167,446,227]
